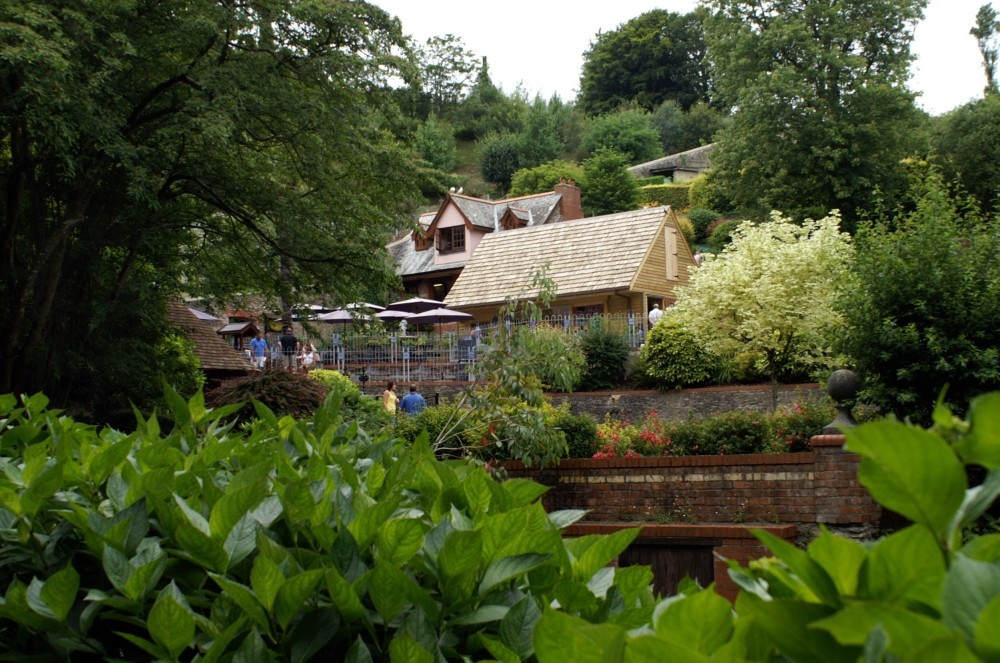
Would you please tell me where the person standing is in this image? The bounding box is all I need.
[382,381,398,414]
[648,303,664,328]
[249,331,268,370]
[398,385,427,415]
[279,326,299,372]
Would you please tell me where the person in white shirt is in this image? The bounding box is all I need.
[648,303,664,328]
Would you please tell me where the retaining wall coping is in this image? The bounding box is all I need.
[505,452,815,471]
[809,434,848,448]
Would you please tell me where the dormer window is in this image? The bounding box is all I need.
[413,232,431,251]
[436,226,465,254]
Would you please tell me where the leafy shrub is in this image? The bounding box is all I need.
[663,421,703,456]
[552,405,598,459]
[705,218,742,250]
[308,368,388,426]
[639,318,720,389]
[205,368,328,420]
[578,320,630,391]
[477,130,519,190]
[686,207,721,243]
[674,214,696,246]
[0,389,652,661]
[697,411,771,455]
[508,159,586,197]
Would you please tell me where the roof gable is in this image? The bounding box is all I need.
[167,301,253,373]
[444,206,674,309]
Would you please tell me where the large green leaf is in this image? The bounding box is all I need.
[209,466,268,541]
[325,568,366,622]
[533,609,626,663]
[625,635,713,663]
[273,569,324,630]
[754,529,842,606]
[388,634,435,663]
[654,586,733,654]
[287,607,339,663]
[223,514,260,569]
[808,529,868,597]
[502,479,549,507]
[88,438,133,485]
[148,582,195,660]
[845,420,966,539]
[812,603,952,653]
[478,553,552,594]
[500,595,542,659]
[123,540,167,602]
[377,518,426,568]
[349,494,401,550]
[20,458,62,519]
[571,529,639,582]
[973,594,1000,660]
[742,599,856,662]
[941,554,1000,645]
[209,574,270,632]
[449,604,510,626]
[438,530,483,578]
[955,392,1000,468]
[26,565,79,622]
[863,525,946,609]
[250,551,285,612]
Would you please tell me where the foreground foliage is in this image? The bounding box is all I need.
[537,391,1000,661]
[0,389,649,660]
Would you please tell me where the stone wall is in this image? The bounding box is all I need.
[417,382,826,423]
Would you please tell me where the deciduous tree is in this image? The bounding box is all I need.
[704,0,926,228]
[0,0,423,420]
[581,148,641,216]
[578,9,711,116]
[835,170,1000,425]
[672,213,853,393]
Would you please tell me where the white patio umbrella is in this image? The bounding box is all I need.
[344,301,386,312]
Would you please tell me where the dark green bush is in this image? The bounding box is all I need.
[205,368,328,420]
[697,411,771,455]
[687,208,721,243]
[664,421,703,455]
[640,318,720,389]
[555,409,599,458]
[705,218,743,251]
[578,320,630,391]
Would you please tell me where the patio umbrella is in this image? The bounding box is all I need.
[344,301,386,312]
[375,309,414,321]
[404,306,473,325]
[385,296,445,314]
[318,308,370,337]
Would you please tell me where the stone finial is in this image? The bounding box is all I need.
[823,369,861,434]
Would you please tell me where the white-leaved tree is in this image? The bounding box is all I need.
[672,212,853,397]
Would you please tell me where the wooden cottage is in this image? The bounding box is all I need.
[443,206,694,324]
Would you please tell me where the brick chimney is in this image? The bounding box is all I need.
[554,178,583,221]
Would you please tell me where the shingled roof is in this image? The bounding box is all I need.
[166,300,252,374]
[445,191,566,230]
[445,206,675,309]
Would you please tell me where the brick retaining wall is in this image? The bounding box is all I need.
[504,434,879,600]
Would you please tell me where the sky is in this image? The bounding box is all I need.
[373,0,991,117]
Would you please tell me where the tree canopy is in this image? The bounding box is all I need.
[578,9,712,116]
[0,0,424,420]
[704,0,927,228]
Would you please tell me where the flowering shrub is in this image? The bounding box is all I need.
[591,400,835,458]
[594,416,641,458]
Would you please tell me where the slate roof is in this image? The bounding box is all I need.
[445,206,673,309]
[447,191,565,230]
[388,234,456,277]
[629,143,715,179]
[166,300,253,373]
